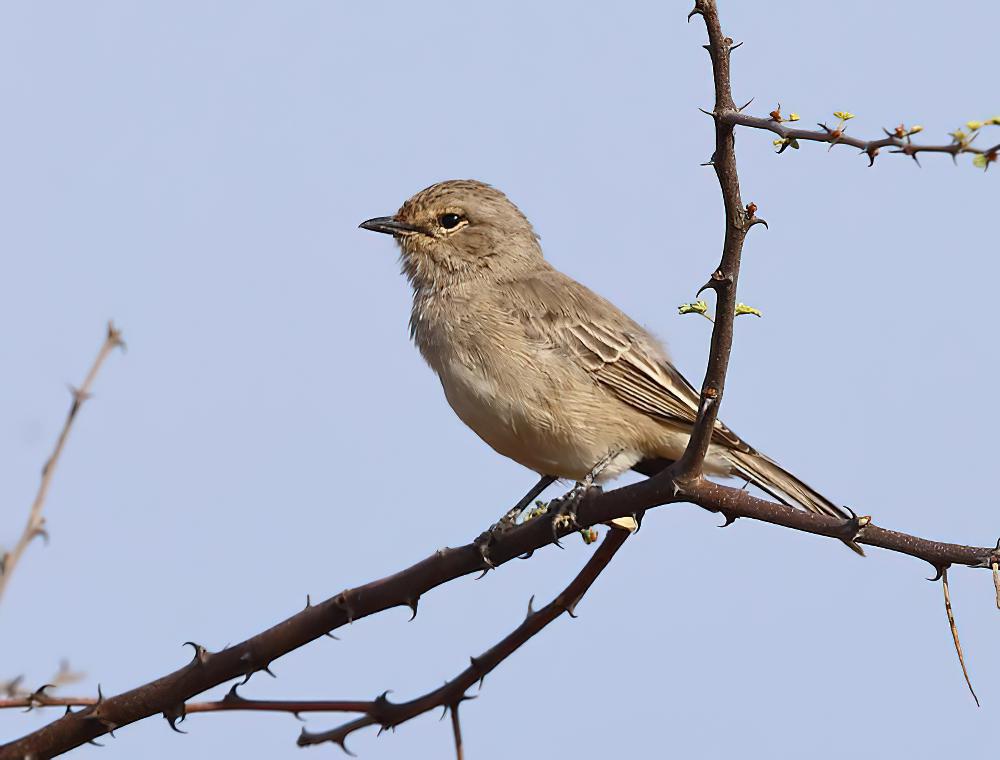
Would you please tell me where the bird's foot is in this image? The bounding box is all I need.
[475,475,558,569]
[547,483,602,545]
[474,519,514,570]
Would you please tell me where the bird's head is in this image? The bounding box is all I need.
[360,179,543,291]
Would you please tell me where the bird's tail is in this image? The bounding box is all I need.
[723,450,864,555]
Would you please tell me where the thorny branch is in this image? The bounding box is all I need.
[3,467,998,758]
[672,0,755,482]
[296,529,629,753]
[3,3,998,758]
[724,110,999,168]
[0,322,124,609]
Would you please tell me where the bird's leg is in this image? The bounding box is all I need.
[548,448,622,543]
[475,474,556,568]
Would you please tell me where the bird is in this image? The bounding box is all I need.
[360,179,860,552]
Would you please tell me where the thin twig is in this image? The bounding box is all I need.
[992,559,1000,610]
[0,692,373,716]
[450,703,464,760]
[296,528,628,752]
[724,112,999,167]
[0,322,124,609]
[940,568,979,706]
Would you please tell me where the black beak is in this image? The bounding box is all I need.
[358,216,422,236]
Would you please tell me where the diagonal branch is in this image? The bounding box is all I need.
[296,528,629,753]
[0,530,629,755]
[0,322,124,609]
[3,469,997,758]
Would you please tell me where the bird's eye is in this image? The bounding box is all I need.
[439,213,463,230]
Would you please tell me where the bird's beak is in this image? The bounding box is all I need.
[358,216,422,236]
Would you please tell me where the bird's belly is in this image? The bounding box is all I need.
[437,357,640,481]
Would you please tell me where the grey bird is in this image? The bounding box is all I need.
[360,179,860,552]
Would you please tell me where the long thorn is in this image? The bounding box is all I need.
[941,568,979,706]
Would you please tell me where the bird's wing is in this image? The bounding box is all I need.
[510,269,751,452]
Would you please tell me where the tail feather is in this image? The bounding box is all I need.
[723,450,864,556]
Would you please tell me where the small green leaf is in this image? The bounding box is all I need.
[678,300,709,316]
[735,303,763,318]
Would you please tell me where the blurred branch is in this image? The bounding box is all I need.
[0,323,124,609]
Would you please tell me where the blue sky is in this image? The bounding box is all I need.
[2,2,999,757]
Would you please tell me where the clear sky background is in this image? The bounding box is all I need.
[2,2,999,758]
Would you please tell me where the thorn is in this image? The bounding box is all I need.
[324,631,340,640]
[517,549,535,560]
[261,663,277,679]
[695,279,717,298]
[87,739,104,747]
[737,97,754,112]
[107,320,126,351]
[564,598,579,619]
[163,703,188,734]
[747,216,769,231]
[67,384,93,406]
[406,596,419,622]
[866,146,879,167]
[224,684,244,702]
[526,594,536,619]
[305,594,312,608]
[698,107,715,117]
[474,567,491,580]
[183,641,210,665]
[686,5,703,22]
[718,511,739,527]
[729,40,744,52]
[700,159,714,167]
[927,563,950,582]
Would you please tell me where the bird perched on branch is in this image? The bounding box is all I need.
[360,179,860,553]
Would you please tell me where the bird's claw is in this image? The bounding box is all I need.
[474,520,510,569]
[547,482,600,543]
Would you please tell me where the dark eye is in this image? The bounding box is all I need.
[439,213,463,229]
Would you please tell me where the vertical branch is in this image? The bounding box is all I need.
[450,704,464,760]
[675,0,760,481]
[0,322,124,608]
